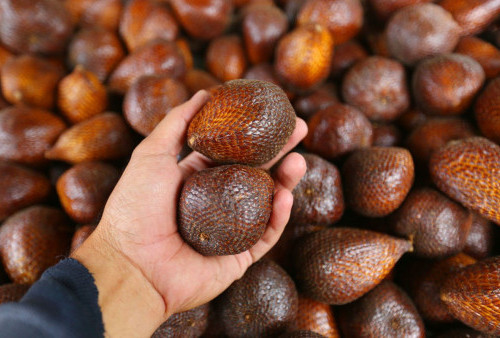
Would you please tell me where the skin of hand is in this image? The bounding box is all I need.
[72,90,308,337]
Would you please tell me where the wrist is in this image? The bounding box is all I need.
[71,226,167,337]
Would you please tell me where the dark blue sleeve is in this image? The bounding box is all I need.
[0,258,105,338]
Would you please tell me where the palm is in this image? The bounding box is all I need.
[98,91,307,315]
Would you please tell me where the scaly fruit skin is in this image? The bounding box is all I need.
[294,228,412,305]
[439,0,500,36]
[152,303,210,338]
[0,284,30,304]
[70,225,96,254]
[0,206,72,284]
[187,79,296,166]
[456,36,500,79]
[280,331,325,338]
[441,256,500,336]
[292,295,339,338]
[342,147,414,218]
[220,259,298,337]
[178,165,274,256]
[429,137,500,225]
[338,280,425,338]
[475,77,500,144]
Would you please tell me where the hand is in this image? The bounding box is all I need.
[72,90,308,337]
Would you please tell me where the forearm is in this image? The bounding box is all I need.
[71,227,167,337]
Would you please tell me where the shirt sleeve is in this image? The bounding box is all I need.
[0,258,105,338]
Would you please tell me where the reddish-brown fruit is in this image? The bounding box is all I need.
[170,0,233,40]
[187,79,296,165]
[108,40,186,94]
[70,225,96,254]
[294,227,412,304]
[292,295,339,337]
[297,0,363,45]
[120,0,178,52]
[178,165,273,256]
[397,109,427,132]
[392,187,472,258]
[0,106,66,166]
[45,112,134,164]
[372,123,401,147]
[183,69,221,96]
[176,39,194,71]
[0,206,72,284]
[385,3,461,65]
[366,27,391,58]
[368,0,432,20]
[475,77,500,144]
[413,53,485,116]
[342,56,410,122]
[293,83,338,120]
[303,104,373,159]
[441,256,500,336]
[2,55,63,110]
[206,35,247,82]
[58,66,108,124]
[0,162,51,221]
[429,137,500,225]
[330,40,368,78]
[220,259,298,337]
[342,147,414,217]
[64,0,95,24]
[242,3,288,64]
[275,23,334,91]
[152,303,210,338]
[79,0,122,32]
[280,331,325,338]
[0,45,13,69]
[464,213,496,260]
[68,28,125,83]
[0,284,30,304]
[57,162,120,224]
[124,75,188,136]
[455,36,500,79]
[406,117,475,165]
[338,281,424,337]
[291,153,344,226]
[439,0,500,36]
[0,0,73,54]
[411,253,476,323]
[437,328,497,338]
[244,63,281,86]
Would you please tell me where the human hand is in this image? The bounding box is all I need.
[72,90,308,337]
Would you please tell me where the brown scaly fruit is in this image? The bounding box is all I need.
[0,162,51,221]
[275,23,334,92]
[441,256,500,336]
[45,112,134,164]
[0,106,66,166]
[79,0,122,32]
[183,69,221,96]
[292,295,339,337]
[123,75,188,136]
[152,303,210,338]
[187,79,296,166]
[411,253,477,323]
[219,259,298,337]
[412,54,485,116]
[170,0,233,40]
[464,213,496,260]
[392,187,472,258]
[119,0,178,52]
[294,227,412,305]
[293,83,338,120]
[367,0,432,21]
[372,123,401,147]
[280,331,325,338]
[437,328,497,338]
[297,0,363,45]
[178,165,273,256]
[338,280,425,338]
[330,40,368,78]
[439,0,500,36]
[342,147,414,217]
[385,3,461,66]
[0,206,72,284]
[206,35,248,82]
[455,36,500,79]
[290,153,344,226]
[0,284,30,304]
[0,0,74,54]
[429,137,500,225]
[58,66,108,124]
[475,77,500,144]
[56,162,120,224]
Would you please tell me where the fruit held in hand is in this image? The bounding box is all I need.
[187,79,296,166]
[178,164,274,256]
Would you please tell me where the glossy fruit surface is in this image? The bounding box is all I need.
[152,303,210,338]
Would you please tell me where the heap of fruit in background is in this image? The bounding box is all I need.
[0,0,499,337]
